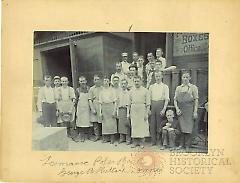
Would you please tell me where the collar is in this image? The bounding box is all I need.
[181,83,191,87]
[155,82,163,86]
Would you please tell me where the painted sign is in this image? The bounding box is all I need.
[173,33,209,56]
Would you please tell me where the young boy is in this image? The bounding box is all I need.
[129,75,150,148]
[117,79,131,145]
[88,74,103,141]
[149,71,169,146]
[99,76,118,144]
[57,77,76,138]
[75,76,92,142]
[37,75,57,127]
[159,110,180,151]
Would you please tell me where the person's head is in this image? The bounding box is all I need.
[181,71,191,85]
[129,65,137,77]
[166,110,174,122]
[155,61,162,71]
[44,75,52,87]
[53,76,61,87]
[79,76,87,87]
[115,62,122,73]
[112,76,120,88]
[121,52,128,62]
[149,59,156,69]
[156,48,163,58]
[147,52,154,62]
[132,52,139,62]
[93,74,101,87]
[154,71,163,83]
[133,75,142,88]
[61,77,69,87]
[103,75,110,87]
[137,56,144,67]
[121,79,128,90]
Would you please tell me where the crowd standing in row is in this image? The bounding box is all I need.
[37,48,199,151]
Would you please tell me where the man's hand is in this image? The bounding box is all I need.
[160,109,166,116]
[193,111,198,119]
[39,111,43,116]
[147,109,151,116]
[92,109,97,115]
[176,108,182,116]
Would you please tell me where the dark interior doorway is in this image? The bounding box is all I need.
[134,32,166,62]
[41,46,73,86]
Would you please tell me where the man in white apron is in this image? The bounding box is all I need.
[75,76,92,142]
[57,77,76,139]
[129,75,150,149]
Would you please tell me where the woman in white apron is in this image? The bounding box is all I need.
[75,76,92,142]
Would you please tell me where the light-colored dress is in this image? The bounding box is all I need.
[129,86,150,138]
[76,87,92,127]
[99,87,117,134]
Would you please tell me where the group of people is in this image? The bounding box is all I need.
[37,48,199,152]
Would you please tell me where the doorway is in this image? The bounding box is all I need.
[41,46,73,86]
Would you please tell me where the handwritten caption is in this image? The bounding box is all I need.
[40,152,165,178]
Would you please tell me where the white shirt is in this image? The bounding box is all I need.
[111,72,127,86]
[99,87,117,104]
[157,57,166,69]
[59,86,76,101]
[37,86,56,111]
[118,89,130,107]
[149,83,169,101]
[121,61,130,74]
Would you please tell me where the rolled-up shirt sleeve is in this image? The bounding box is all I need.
[174,86,180,100]
[164,85,170,100]
[192,85,199,99]
[70,87,76,100]
[37,88,43,112]
[145,89,151,106]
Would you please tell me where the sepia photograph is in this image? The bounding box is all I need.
[32,31,208,152]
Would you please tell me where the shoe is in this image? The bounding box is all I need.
[151,142,156,146]
[140,145,144,149]
[176,146,183,150]
[92,137,100,142]
[131,144,137,148]
[102,140,107,143]
[126,141,131,145]
[185,147,191,152]
[118,140,124,144]
[160,145,166,150]
[169,147,175,151]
